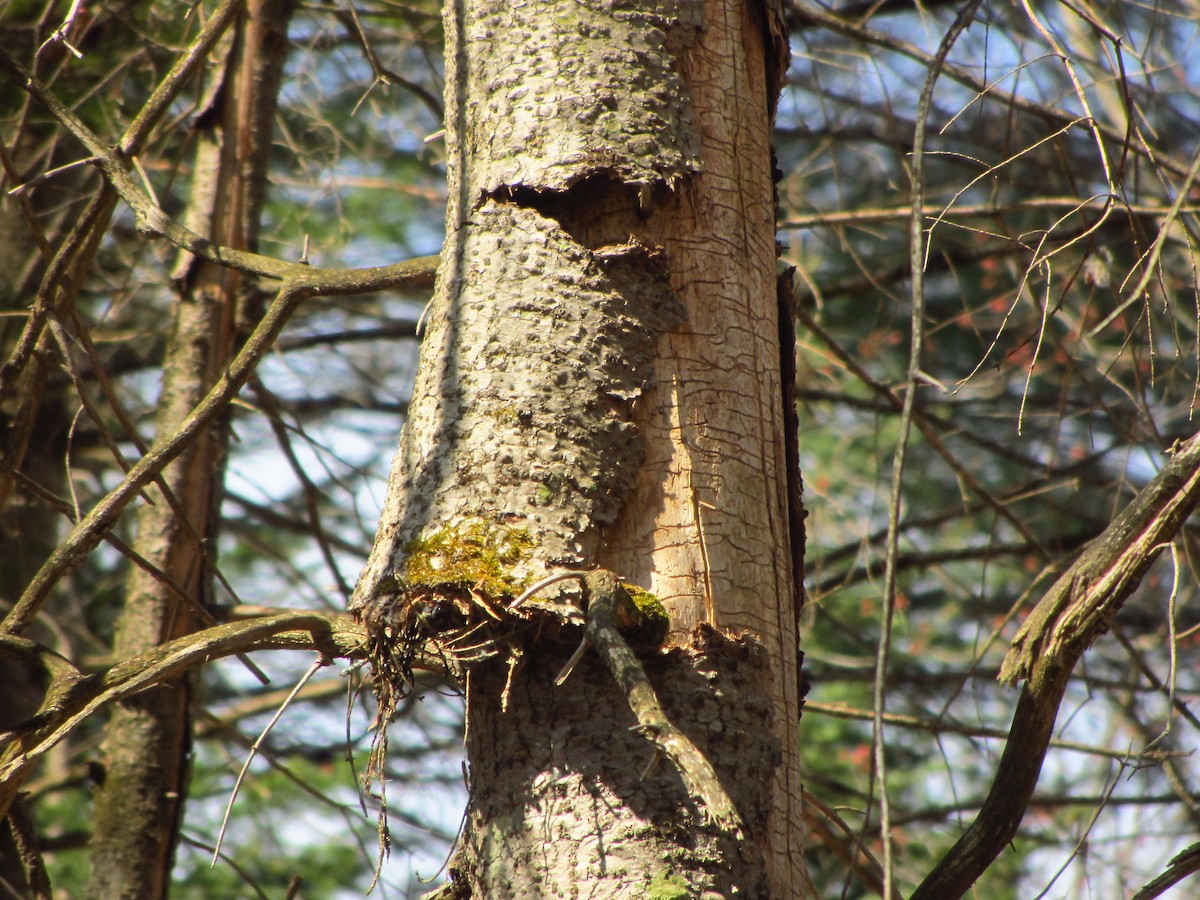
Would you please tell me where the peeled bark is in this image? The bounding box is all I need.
[352,0,806,895]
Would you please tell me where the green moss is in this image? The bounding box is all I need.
[647,871,690,900]
[403,519,534,597]
[534,471,570,505]
[625,584,670,646]
[375,572,403,594]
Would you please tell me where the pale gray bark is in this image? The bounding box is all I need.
[351,0,705,622]
[459,629,778,896]
[351,201,683,624]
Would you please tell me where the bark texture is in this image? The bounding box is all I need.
[350,0,705,619]
[460,628,777,896]
[353,0,805,894]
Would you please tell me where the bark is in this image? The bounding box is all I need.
[352,0,807,895]
[460,625,778,896]
[85,3,293,897]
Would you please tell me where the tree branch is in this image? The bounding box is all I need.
[581,571,743,834]
[1132,841,1200,900]
[120,0,247,155]
[913,431,1200,899]
[0,611,452,817]
[1001,433,1200,688]
[789,2,1193,181]
[0,44,439,293]
[804,701,1185,762]
[5,793,51,899]
[0,280,288,633]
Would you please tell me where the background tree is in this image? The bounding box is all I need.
[1,1,1200,898]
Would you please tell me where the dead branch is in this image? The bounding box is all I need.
[913,431,1200,899]
[0,44,439,295]
[581,571,743,834]
[0,610,452,817]
[1132,841,1200,900]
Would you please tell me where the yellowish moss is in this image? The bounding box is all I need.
[624,584,670,646]
[404,520,534,597]
[488,405,520,425]
[647,871,689,900]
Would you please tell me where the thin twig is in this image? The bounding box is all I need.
[805,701,1185,762]
[781,197,1200,230]
[1029,760,1125,900]
[1147,542,1182,750]
[1089,141,1200,336]
[914,431,1200,899]
[179,834,271,900]
[0,43,440,293]
[249,377,354,600]
[870,6,984,894]
[0,611,422,819]
[508,569,592,608]
[794,304,1050,559]
[213,659,327,864]
[789,2,1195,182]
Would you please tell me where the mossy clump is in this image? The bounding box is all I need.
[623,584,670,647]
[404,520,534,598]
[647,871,690,900]
[533,470,571,506]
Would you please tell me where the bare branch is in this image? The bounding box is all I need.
[3,281,305,635]
[1132,841,1200,900]
[913,431,1200,899]
[0,44,439,293]
[582,571,743,834]
[0,610,453,817]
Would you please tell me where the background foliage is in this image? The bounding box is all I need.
[2,0,1199,897]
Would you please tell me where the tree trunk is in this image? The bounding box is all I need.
[352,0,807,895]
[85,3,293,896]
